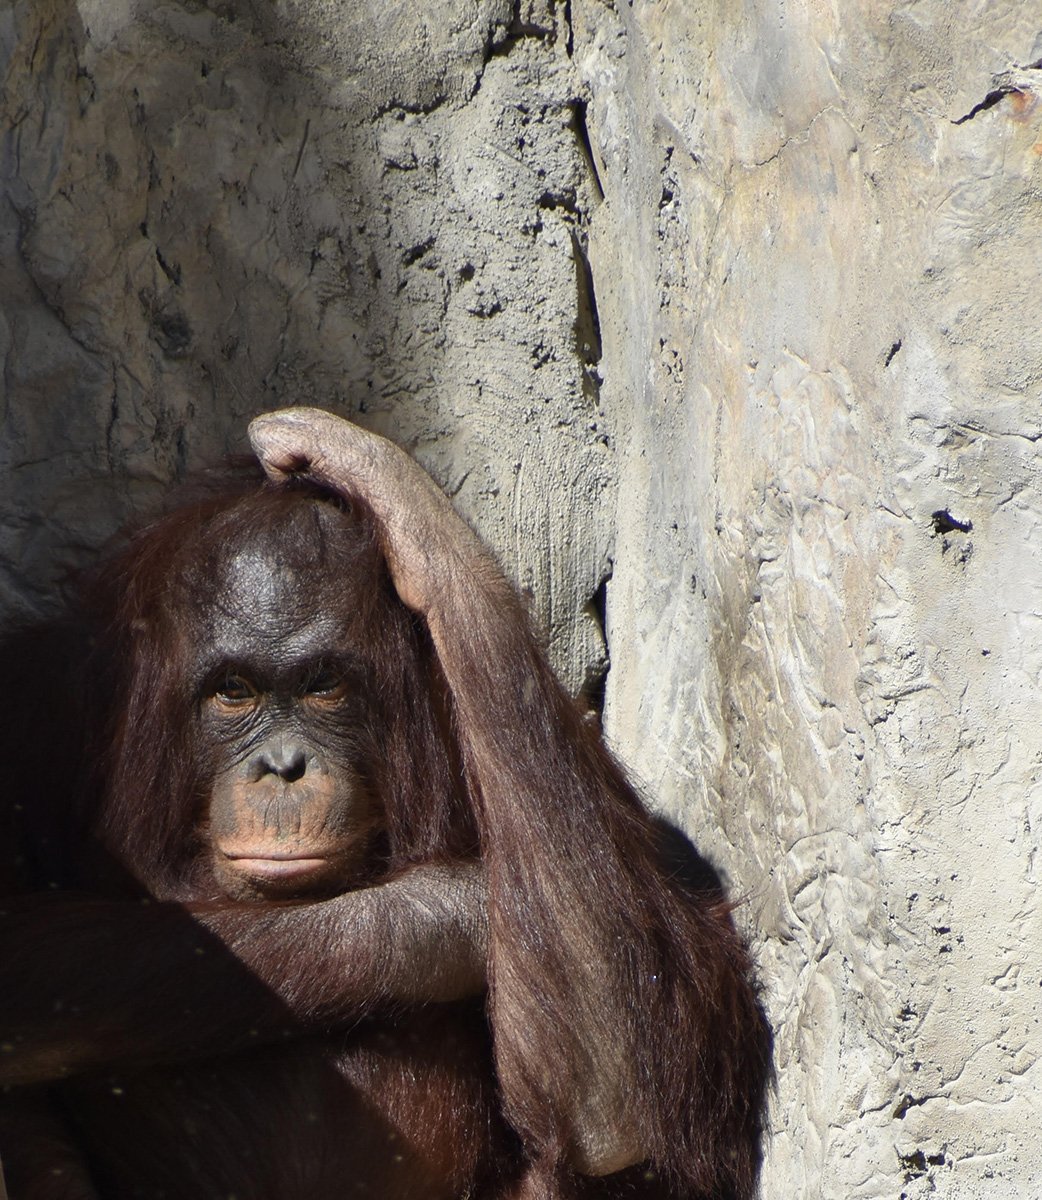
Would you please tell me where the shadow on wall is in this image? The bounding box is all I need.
[4,0,617,710]
[0,0,506,609]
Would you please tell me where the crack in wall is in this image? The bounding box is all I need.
[952,62,1042,124]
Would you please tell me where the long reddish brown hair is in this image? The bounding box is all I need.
[66,466,769,1197]
[77,472,473,900]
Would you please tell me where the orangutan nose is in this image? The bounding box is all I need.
[252,738,308,783]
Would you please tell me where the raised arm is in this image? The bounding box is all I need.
[250,409,770,1195]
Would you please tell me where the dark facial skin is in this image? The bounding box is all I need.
[189,512,383,901]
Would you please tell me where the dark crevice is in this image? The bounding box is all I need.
[538,187,579,216]
[142,292,192,359]
[174,424,189,482]
[503,19,554,41]
[471,2,552,102]
[489,0,555,59]
[155,247,181,287]
[582,660,608,724]
[402,236,436,266]
[570,231,602,401]
[899,1148,945,1180]
[894,1094,928,1119]
[884,339,902,367]
[374,96,448,119]
[579,568,612,721]
[899,1150,927,1178]
[931,509,972,535]
[105,373,120,474]
[952,85,1019,124]
[290,117,310,182]
[591,571,609,639]
[140,219,182,287]
[571,99,604,201]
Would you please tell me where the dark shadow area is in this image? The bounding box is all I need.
[650,811,776,1179]
[651,815,734,900]
[0,7,509,1191]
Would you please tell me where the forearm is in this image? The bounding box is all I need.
[198,861,487,1017]
[0,864,486,1087]
[427,603,645,1175]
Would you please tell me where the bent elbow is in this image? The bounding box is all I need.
[568,1122,646,1177]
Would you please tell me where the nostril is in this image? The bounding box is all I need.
[257,740,308,783]
[279,749,307,783]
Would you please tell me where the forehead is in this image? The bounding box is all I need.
[176,496,366,671]
[204,545,343,665]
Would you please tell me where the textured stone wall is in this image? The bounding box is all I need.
[3,2,1041,1197]
[0,0,611,695]
[575,3,1042,1197]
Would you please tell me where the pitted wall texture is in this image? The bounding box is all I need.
[0,0,611,696]
[2,3,1040,1197]
[575,3,1042,1196]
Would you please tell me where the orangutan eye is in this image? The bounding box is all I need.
[213,674,257,705]
[306,669,343,698]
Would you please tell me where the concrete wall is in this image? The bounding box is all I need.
[3,3,1040,1196]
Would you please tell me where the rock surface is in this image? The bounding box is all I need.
[0,0,611,695]
[575,3,1042,1196]
[2,2,1041,1196]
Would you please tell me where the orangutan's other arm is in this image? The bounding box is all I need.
[0,861,485,1088]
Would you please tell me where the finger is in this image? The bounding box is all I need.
[248,414,317,480]
[250,410,377,481]
[249,411,441,546]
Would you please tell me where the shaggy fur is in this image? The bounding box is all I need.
[0,471,769,1199]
